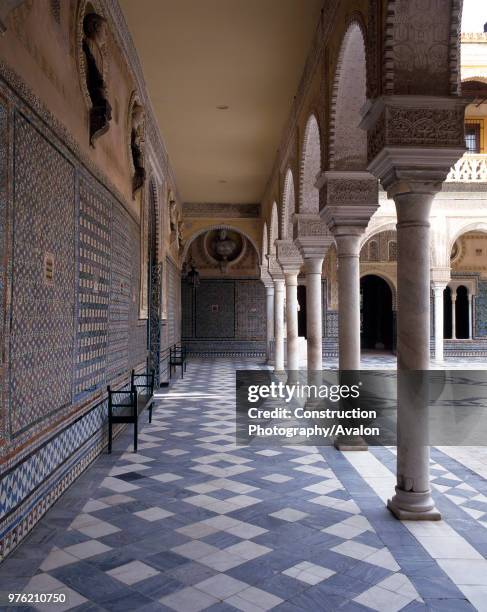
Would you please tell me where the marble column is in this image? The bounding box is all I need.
[335,232,362,371]
[387,188,440,520]
[284,270,300,371]
[273,278,285,371]
[432,282,446,362]
[304,257,324,370]
[362,92,467,521]
[265,284,275,361]
[451,291,457,340]
[468,293,473,339]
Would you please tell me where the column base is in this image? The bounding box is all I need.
[334,436,368,451]
[387,487,441,521]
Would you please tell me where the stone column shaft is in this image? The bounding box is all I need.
[432,284,446,362]
[451,293,457,340]
[468,294,473,339]
[265,285,275,361]
[387,190,440,520]
[304,258,324,371]
[335,234,361,371]
[284,271,299,371]
[273,279,285,371]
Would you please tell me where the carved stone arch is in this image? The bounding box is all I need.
[299,113,322,213]
[449,222,487,253]
[269,201,279,255]
[360,270,398,310]
[280,168,296,239]
[382,0,464,96]
[329,20,368,171]
[76,0,108,111]
[182,225,261,265]
[147,174,160,263]
[360,221,397,248]
[262,222,268,260]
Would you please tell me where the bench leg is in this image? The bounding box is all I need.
[108,419,113,454]
[181,362,184,378]
[149,403,153,423]
[134,418,138,453]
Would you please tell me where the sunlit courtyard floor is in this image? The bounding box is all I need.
[1,357,487,611]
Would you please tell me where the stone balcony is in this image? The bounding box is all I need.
[446,153,487,182]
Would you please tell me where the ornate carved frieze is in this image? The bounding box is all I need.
[317,171,379,233]
[293,214,333,259]
[183,202,260,218]
[362,96,467,165]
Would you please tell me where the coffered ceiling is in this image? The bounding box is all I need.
[120,0,323,203]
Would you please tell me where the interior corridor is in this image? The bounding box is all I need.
[2,359,487,612]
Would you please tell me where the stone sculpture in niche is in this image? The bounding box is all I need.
[169,198,177,232]
[131,102,145,196]
[82,13,112,145]
[214,229,238,273]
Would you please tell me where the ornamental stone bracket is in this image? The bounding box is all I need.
[275,240,302,274]
[360,95,469,195]
[259,264,274,288]
[316,171,379,234]
[293,213,334,259]
[267,254,285,281]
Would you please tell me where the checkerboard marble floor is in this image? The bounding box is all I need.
[1,357,487,611]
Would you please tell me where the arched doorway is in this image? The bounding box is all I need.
[456,285,469,339]
[360,275,393,351]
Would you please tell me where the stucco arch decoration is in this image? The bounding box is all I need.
[383,0,464,97]
[299,114,321,213]
[329,21,367,171]
[280,168,296,239]
[269,201,279,255]
[262,222,268,260]
[449,222,487,253]
[75,0,109,111]
[360,221,397,248]
[181,225,261,266]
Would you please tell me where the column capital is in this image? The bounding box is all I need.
[303,257,324,275]
[267,255,284,282]
[361,95,468,197]
[316,171,379,234]
[259,265,274,288]
[293,213,334,259]
[276,239,302,273]
[430,267,451,287]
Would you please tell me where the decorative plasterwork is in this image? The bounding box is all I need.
[293,213,333,259]
[361,95,468,166]
[317,171,379,232]
[182,202,260,218]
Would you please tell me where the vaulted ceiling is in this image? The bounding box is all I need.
[120,0,323,204]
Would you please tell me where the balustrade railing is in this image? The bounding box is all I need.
[446,154,487,182]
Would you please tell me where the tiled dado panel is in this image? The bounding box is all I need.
[0,76,147,559]
[195,280,236,339]
[477,281,487,337]
[182,279,266,342]
[235,280,265,339]
[166,257,181,346]
[0,100,8,443]
[75,178,111,398]
[10,112,76,436]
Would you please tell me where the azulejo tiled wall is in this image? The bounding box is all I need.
[182,278,266,356]
[0,76,148,559]
[476,281,487,337]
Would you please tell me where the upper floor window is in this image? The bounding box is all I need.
[465,119,484,153]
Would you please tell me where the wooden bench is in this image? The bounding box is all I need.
[107,369,155,453]
[169,343,187,379]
